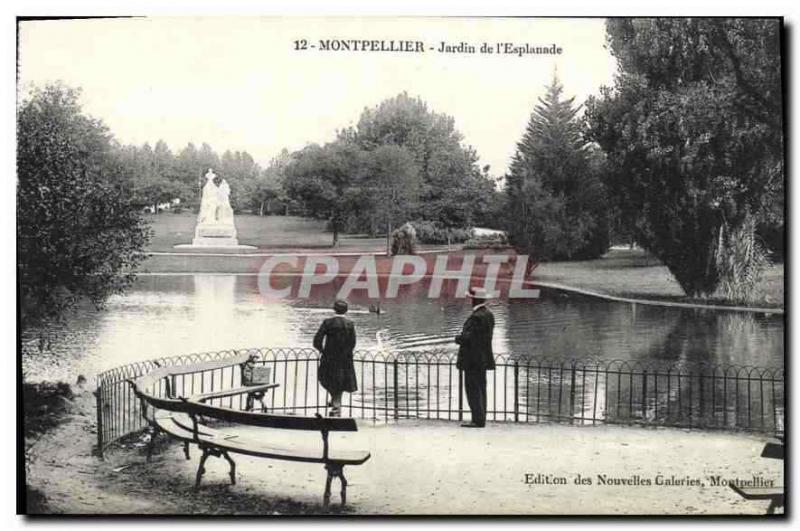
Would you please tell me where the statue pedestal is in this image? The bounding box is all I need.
[192,223,238,246]
[174,221,256,250]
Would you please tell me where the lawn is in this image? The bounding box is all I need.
[533,248,784,309]
[145,213,388,252]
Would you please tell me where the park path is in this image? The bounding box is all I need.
[26,390,782,515]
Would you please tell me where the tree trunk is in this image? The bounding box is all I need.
[259,200,265,217]
[385,212,392,256]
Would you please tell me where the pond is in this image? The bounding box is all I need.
[22,273,784,384]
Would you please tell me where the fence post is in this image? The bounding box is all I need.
[393,359,399,421]
[94,387,104,460]
[569,364,576,423]
[513,361,520,422]
[458,369,463,422]
[642,370,648,419]
[698,369,705,421]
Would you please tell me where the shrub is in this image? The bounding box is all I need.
[409,220,470,244]
[23,381,74,438]
[390,222,417,255]
[462,231,511,250]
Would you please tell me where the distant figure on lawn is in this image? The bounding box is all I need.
[314,299,358,417]
[455,287,496,428]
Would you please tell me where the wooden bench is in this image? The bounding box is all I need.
[729,436,784,514]
[127,355,370,507]
[729,484,784,515]
[130,353,278,461]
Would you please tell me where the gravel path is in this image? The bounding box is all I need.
[25,391,783,515]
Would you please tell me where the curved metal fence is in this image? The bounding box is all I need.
[94,348,785,457]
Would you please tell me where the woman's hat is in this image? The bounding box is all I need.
[333,299,349,314]
[466,287,492,299]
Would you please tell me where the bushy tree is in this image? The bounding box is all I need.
[353,92,494,229]
[245,149,293,216]
[585,18,783,298]
[357,144,421,249]
[283,141,363,246]
[506,74,609,261]
[17,84,151,329]
[219,150,261,212]
[390,222,417,255]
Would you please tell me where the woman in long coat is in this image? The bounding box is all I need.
[313,299,357,416]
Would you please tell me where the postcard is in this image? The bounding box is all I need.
[18,16,785,516]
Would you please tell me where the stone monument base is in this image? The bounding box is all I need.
[190,236,242,247]
[195,223,237,239]
[172,221,256,250]
[173,239,257,250]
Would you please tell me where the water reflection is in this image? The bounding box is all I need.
[22,274,784,384]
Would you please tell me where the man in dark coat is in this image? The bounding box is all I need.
[455,287,495,428]
[314,299,357,417]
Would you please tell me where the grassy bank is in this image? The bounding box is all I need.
[533,248,784,309]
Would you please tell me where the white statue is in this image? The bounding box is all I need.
[197,169,219,224]
[216,178,234,224]
[186,167,246,248]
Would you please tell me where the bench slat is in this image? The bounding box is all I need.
[161,415,370,465]
[157,353,253,378]
[131,354,254,395]
[130,386,196,414]
[186,400,359,432]
[132,368,176,393]
[193,383,280,402]
[729,483,784,500]
[761,441,784,460]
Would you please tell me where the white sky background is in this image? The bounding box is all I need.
[18,17,617,176]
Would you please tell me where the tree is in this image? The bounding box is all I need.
[283,141,363,246]
[252,149,293,216]
[175,142,204,202]
[585,19,783,298]
[358,144,421,252]
[130,176,190,212]
[505,73,609,261]
[17,84,151,330]
[220,150,262,212]
[352,93,494,229]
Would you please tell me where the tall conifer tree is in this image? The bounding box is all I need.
[506,73,608,261]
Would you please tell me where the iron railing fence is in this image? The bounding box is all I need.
[95,348,785,457]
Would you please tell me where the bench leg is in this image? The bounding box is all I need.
[183,442,191,460]
[146,427,160,463]
[323,464,347,508]
[323,467,334,508]
[246,392,267,413]
[222,451,236,485]
[767,495,783,514]
[245,394,254,412]
[195,448,211,490]
[338,468,347,506]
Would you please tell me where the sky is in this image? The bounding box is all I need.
[18,17,617,177]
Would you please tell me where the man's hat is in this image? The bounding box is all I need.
[466,287,492,299]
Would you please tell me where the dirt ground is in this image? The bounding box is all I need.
[25,390,783,516]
